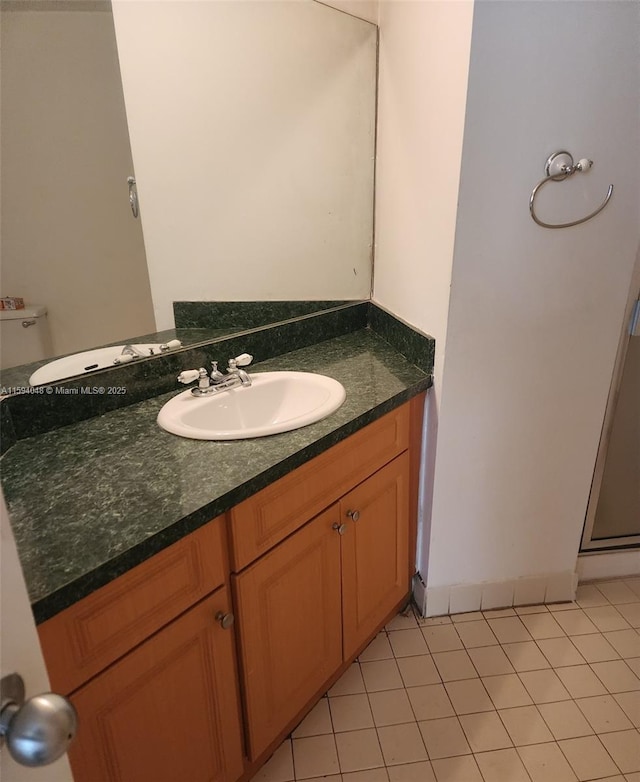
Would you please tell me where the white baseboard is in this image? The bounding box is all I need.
[577,550,640,582]
[417,571,578,617]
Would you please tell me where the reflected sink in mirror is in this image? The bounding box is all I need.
[157,372,346,440]
[28,342,183,386]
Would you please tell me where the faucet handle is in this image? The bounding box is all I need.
[229,353,253,369]
[177,369,202,384]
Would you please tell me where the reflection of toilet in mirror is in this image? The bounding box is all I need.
[0,306,53,370]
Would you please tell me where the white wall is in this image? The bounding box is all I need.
[1,5,155,357]
[426,1,640,601]
[372,0,474,582]
[374,0,640,610]
[373,0,474,399]
[112,0,377,330]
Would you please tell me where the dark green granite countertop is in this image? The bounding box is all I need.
[1,329,431,623]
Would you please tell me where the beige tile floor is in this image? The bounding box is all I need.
[251,577,640,782]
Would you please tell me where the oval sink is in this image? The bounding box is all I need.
[157,371,346,440]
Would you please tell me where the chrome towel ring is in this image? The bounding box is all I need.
[529,151,613,229]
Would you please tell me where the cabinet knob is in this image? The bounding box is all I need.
[332,522,347,535]
[215,611,235,630]
[0,673,77,767]
[346,509,360,521]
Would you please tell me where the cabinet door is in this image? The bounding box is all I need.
[234,506,342,760]
[341,452,410,659]
[68,587,244,782]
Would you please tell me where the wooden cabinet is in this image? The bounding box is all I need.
[341,452,410,660]
[234,450,412,761]
[69,587,244,782]
[233,507,343,759]
[38,516,244,782]
[38,396,425,782]
[39,519,227,695]
[228,404,409,571]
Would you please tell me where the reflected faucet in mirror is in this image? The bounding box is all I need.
[116,340,182,364]
[26,340,184,387]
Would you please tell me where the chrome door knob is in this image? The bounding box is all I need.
[346,509,360,521]
[215,611,235,629]
[0,674,77,767]
[332,522,347,535]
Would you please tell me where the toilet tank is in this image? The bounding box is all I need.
[0,305,54,370]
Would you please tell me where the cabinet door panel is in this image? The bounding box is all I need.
[69,587,244,782]
[341,453,410,659]
[234,507,342,760]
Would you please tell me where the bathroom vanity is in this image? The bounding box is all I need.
[1,319,432,781]
[37,400,422,781]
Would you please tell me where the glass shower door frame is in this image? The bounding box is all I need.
[581,260,640,552]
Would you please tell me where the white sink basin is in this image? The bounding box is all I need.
[157,371,346,440]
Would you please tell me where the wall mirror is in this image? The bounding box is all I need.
[0,0,376,391]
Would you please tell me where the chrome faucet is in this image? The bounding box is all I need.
[114,341,183,365]
[177,353,253,396]
[113,344,149,365]
[120,344,148,358]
